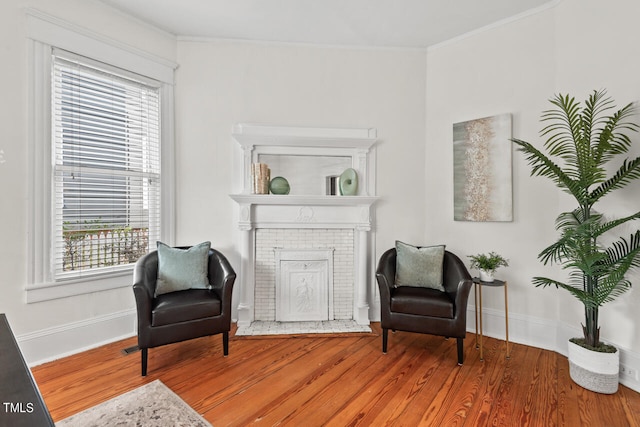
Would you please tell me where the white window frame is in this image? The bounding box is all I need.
[26,10,176,302]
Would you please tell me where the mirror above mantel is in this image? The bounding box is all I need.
[230,123,378,200]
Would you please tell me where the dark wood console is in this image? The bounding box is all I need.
[0,313,54,426]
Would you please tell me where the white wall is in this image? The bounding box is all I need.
[174,40,428,318]
[425,0,640,367]
[426,3,558,324]
[0,0,176,363]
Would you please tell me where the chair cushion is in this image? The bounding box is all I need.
[390,286,454,318]
[155,241,211,296]
[395,241,445,291]
[151,289,221,327]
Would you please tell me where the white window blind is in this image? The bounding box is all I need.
[52,49,161,280]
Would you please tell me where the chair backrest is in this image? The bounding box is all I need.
[376,247,470,294]
[134,247,236,298]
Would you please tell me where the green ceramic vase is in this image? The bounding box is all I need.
[269,176,290,194]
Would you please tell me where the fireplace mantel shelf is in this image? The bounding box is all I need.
[230,194,379,207]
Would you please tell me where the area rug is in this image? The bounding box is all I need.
[55,380,211,427]
[235,320,372,337]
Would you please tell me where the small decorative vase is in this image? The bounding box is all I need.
[567,340,619,394]
[339,168,358,196]
[269,177,290,195]
[479,269,494,282]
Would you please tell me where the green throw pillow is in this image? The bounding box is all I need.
[155,241,211,296]
[395,241,445,291]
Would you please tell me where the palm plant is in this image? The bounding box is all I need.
[512,89,640,350]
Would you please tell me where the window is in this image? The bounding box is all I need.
[52,50,161,280]
[27,11,176,302]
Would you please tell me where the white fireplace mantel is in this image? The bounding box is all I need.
[229,124,378,327]
[229,194,378,231]
[229,194,379,206]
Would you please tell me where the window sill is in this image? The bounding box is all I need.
[25,269,133,303]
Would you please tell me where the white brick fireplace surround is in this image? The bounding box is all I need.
[230,124,378,327]
[256,229,353,321]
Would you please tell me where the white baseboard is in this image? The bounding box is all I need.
[467,304,640,393]
[368,300,381,322]
[466,304,557,351]
[617,345,640,391]
[17,309,136,367]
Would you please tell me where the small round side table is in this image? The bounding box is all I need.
[473,277,510,361]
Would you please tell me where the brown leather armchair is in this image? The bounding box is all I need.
[133,247,236,376]
[376,248,473,364]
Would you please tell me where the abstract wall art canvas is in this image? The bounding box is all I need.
[453,114,512,222]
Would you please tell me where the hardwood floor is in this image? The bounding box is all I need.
[32,323,640,426]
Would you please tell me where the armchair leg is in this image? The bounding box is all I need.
[223,331,229,356]
[382,328,388,354]
[456,338,464,365]
[141,348,148,376]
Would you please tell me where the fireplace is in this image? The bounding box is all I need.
[230,124,378,326]
[274,247,334,322]
[255,231,354,322]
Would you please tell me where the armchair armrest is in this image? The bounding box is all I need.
[133,283,152,329]
[452,279,472,318]
[375,248,397,301]
[443,251,473,316]
[133,251,158,330]
[208,249,237,316]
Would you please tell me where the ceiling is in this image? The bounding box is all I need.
[99,0,556,49]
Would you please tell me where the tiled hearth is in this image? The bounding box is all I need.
[235,320,372,336]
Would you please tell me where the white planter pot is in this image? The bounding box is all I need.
[479,269,494,282]
[567,340,619,394]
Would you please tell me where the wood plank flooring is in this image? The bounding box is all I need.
[31,323,640,426]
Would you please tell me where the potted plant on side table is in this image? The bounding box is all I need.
[468,252,509,282]
[512,89,640,394]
